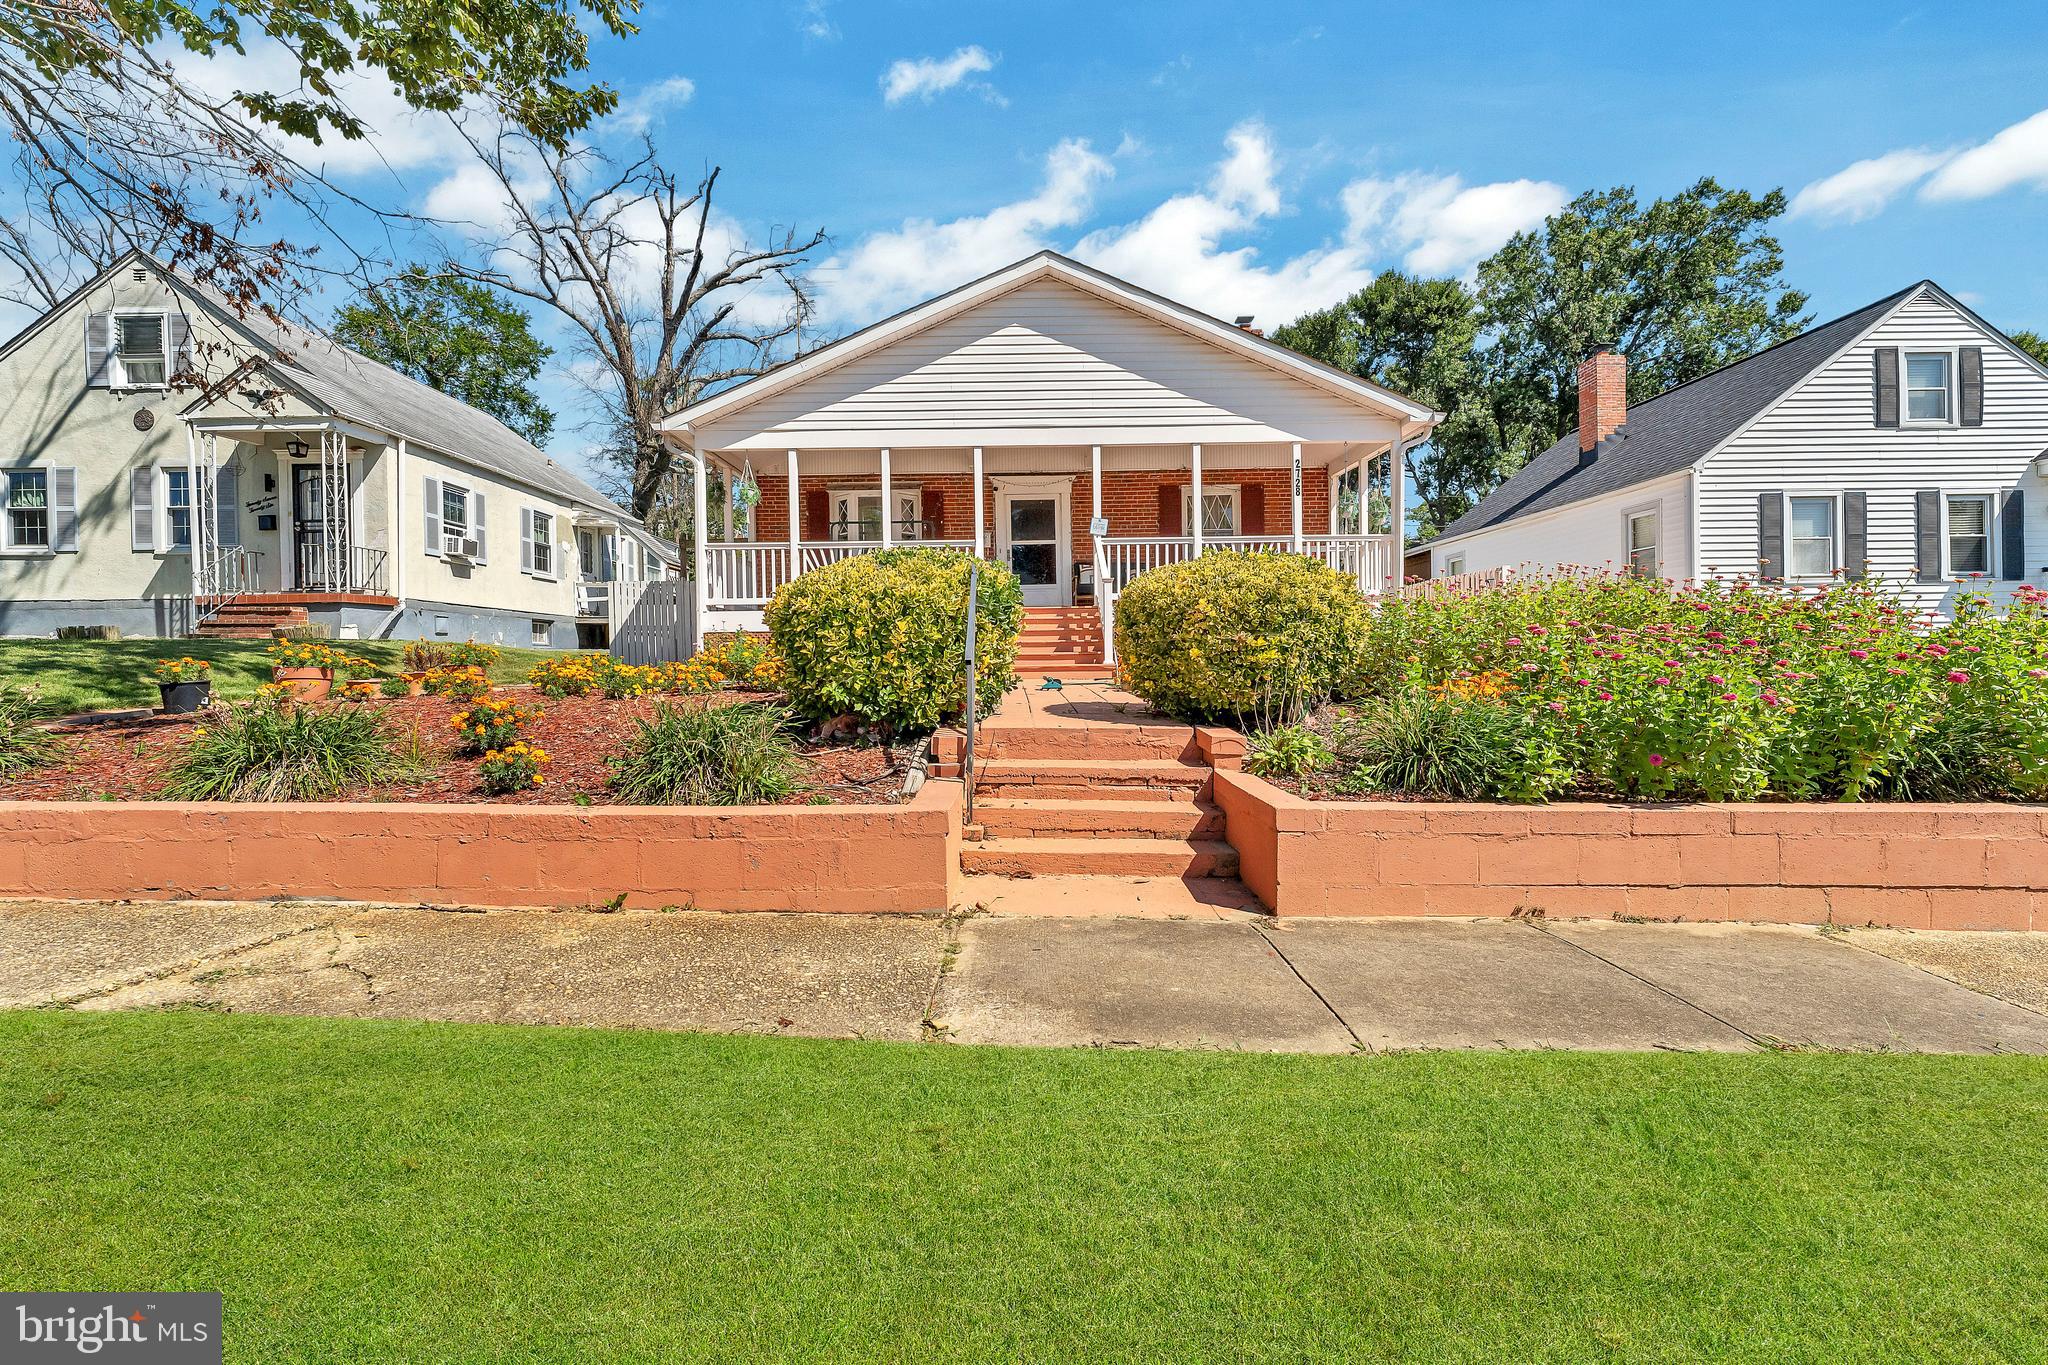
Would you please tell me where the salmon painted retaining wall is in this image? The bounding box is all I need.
[0,781,964,913]
[1212,770,2048,930]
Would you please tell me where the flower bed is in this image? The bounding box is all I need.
[1251,576,2048,804]
[6,693,907,806]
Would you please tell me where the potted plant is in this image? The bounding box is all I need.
[267,639,350,701]
[153,657,213,714]
[401,640,452,695]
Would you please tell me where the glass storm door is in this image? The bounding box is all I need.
[1000,490,1065,606]
[291,464,336,590]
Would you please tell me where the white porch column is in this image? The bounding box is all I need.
[1388,433,1408,590]
[971,446,985,556]
[1090,444,1103,542]
[183,424,202,596]
[786,449,800,575]
[878,447,893,549]
[1290,442,1304,551]
[716,458,731,543]
[1190,442,1204,558]
[394,437,408,605]
[688,449,708,652]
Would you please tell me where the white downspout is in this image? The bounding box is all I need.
[971,446,985,557]
[1189,443,1203,559]
[1290,442,1304,552]
[374,437,408,639]
[688,447,708,654]
[878,447,893,550]
[786,448,800,583]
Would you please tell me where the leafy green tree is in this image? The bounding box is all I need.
[1275,179,1809,537]
[334,270,557,445]
[1479,178,1810,445]
[0,0,633,314]
[2012,330,2048,369]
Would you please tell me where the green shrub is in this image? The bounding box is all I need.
[766,547,1021,731]
[609,702,801,806]
[161,698,407,801]
[1325,693,1570,802]
[0,685,56,777]
[1114,551,1370,722]
[1244,724,1331,780]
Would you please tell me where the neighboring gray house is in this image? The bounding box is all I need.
[1422,281,2048,616]
[0,251,674,644]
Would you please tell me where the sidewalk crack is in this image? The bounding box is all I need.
[1526,920,1772,1050]
[1252,923,1366,1053]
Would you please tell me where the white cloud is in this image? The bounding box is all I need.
[796,0,838,40]
[1923,107,2048,201]
[881,46,998,105]
[608,76,696,136]
[1788,106,2048,224]
[1073,122,1376,325]
[1341,172,1566,276]
[813,138,1112,323]
[1790,148,1953,223]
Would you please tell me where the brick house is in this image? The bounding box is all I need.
[660,251,1441,663]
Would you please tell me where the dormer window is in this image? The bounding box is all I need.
[1904,352,1952,424]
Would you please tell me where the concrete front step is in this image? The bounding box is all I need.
[1010,667,1114,682]
[974,798,1224,840]
[963,837,1239,879]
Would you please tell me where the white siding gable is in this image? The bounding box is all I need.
[695,278,1400,451]
[1696,288,2048,614]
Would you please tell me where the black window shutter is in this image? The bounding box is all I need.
[1873,348,1900,428]
[1914,490,1942,582]
[1959,347,1984,426]
[2001,489,2025,581]
[1842,491,1868,581]
[1757,491,1784,581]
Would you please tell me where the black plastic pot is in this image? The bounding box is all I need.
[159,679,212,715]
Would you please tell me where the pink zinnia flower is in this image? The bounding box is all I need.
[1549,701,1566,713]
[1947,670,1971,685]
[1597,690,1613,701]
[1648,754,1666,767]
[1719,692,1737,702]
[1847,650,1868,661]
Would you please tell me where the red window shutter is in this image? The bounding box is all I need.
[921,486,946,537]
[1157,483,1182,535]
[803,488,828,540]
[1242,484,1267,536]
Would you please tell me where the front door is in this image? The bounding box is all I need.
[290,464,335,590]
[996,486,1068,607]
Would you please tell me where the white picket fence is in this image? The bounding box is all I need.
[608,578,695,664]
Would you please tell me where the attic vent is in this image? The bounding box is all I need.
[131,267,147,283]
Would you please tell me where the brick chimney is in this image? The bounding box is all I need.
[1578,343,1626,461]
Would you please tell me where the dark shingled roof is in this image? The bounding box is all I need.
[1434,285,1920,542]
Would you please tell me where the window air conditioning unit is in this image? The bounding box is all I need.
[444,531,481,560]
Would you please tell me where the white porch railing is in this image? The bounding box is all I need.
[704,539,980,609]
[1096,534,1400,595]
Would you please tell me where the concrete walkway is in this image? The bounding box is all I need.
[8,898,2048,1054]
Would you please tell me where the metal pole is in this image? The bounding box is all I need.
[962,560,979,823]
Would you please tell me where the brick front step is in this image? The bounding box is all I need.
[972,760,1208,802]
[962,837,1240,879]
[1009,667,1114,682]
[975,726,1197,761]
[974,798,1224,840]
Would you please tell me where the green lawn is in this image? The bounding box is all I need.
[0,638,563,715]
[3,1012,2045,1362]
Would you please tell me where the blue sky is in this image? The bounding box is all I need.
[51,0,2048,481]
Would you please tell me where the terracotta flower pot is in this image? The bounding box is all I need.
[271,666,333,701]
[403,671,431,697]
[158,679,211,715]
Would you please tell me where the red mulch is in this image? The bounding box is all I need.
[4,691,909,806]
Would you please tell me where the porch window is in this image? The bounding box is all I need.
[164,468,192,551]
[1947,494,1992,575]
[830,488,920,542]
[1183,485,1239,536]
[1787,495,1837,578]
[113,314,167,387]
[6,470,48,548]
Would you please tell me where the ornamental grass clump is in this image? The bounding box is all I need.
[160,698,407,802]
[767,547,1021,731]
[1114,551,1370,723]
[608,702,800,806]
[0,685,55,777]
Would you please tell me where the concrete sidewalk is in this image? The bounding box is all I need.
[6,898,2048,1054]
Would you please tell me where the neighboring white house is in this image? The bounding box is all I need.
[1422,281,2048,617]
[659,251,1442,658]
[0,251,674,646]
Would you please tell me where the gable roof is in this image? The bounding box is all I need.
[5,250,665,551]
[662,250,1442,440]
[1433,284,1923,543]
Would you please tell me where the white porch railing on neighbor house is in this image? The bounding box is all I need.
[704,539,979,609]
[1403,566,1516,598]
